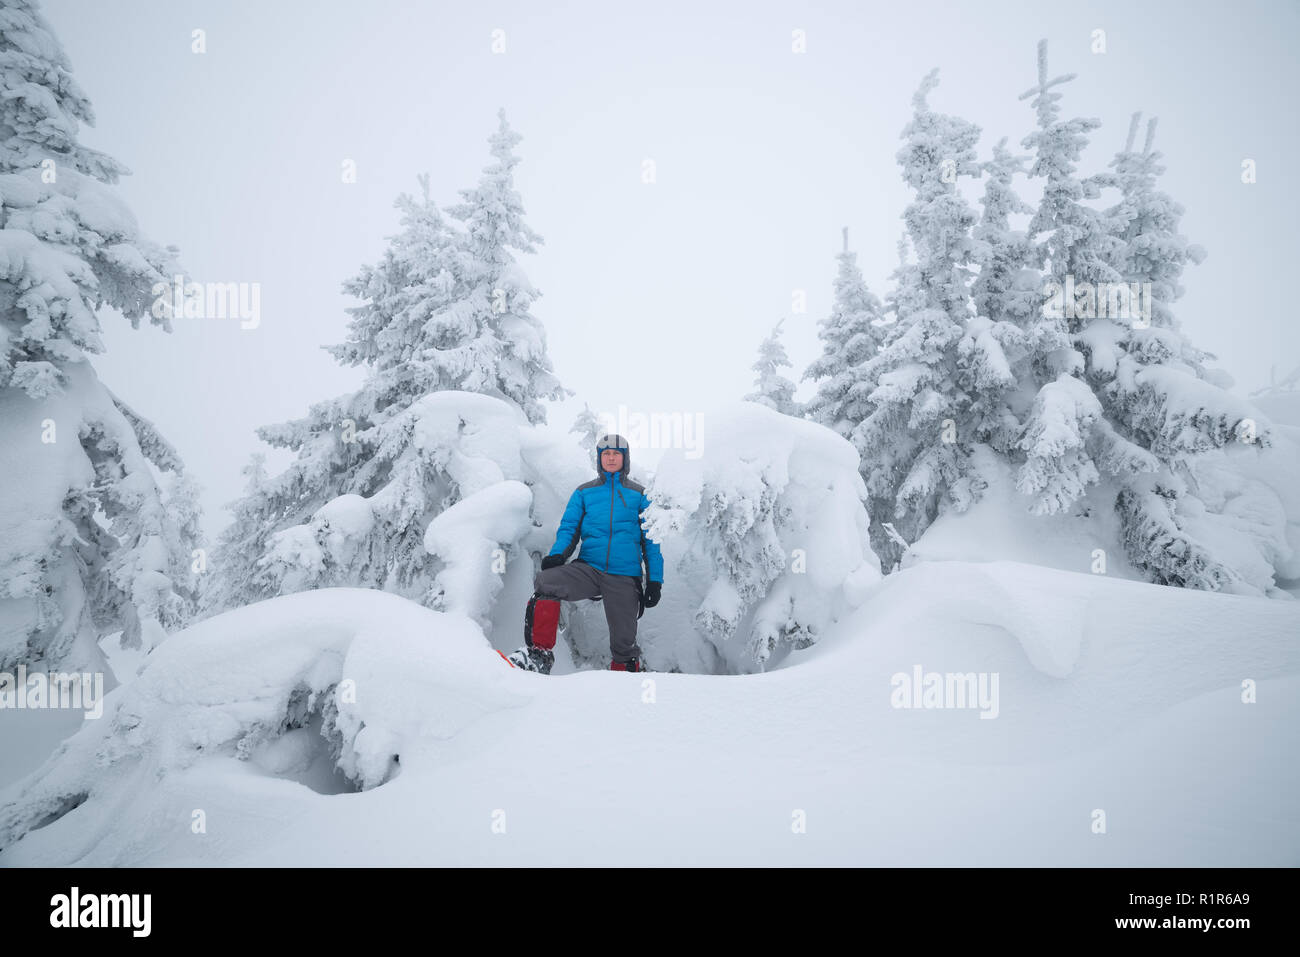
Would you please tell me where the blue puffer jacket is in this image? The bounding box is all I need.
[547,441,664,583]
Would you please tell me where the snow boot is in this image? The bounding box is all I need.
[609,657,646,673]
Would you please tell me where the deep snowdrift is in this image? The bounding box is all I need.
[1,560,1296,866]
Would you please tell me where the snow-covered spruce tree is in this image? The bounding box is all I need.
[1012,38,1132,513]
[324,173,460,416]
[1098,114,1277,591]
[1250,362,1300,409]
[0,0,199,673]
[205,112,571,617]
[1010,43,1272,592]
[963,137,1041,456]
[743,317,800,416]
[199,179,458,615]
[570,402,601,454]
[199,452,277,614]
[849,70,1005,568]
[441,108,568,426]
[322,111,565,424]
[800,227,887,437]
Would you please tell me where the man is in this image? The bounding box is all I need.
[507,433,664,674]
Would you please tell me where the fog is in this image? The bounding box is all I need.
[42,0,1300,539]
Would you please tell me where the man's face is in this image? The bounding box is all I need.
[601,448,623,472]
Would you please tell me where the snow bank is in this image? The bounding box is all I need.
[0,587,531,855]
[790,558,1300,772]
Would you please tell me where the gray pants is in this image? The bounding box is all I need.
[534,559,643,664]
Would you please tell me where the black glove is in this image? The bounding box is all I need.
[541,554,565,570]
[644,581,661,608]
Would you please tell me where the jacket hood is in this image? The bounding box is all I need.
[595,433,629,482]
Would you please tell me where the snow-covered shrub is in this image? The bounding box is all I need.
[642,401,880,671]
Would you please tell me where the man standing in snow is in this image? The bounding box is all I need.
[508,434,664,674]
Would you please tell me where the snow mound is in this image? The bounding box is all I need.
[424,479,534,628]
[0,587,531,854]
[640,400,881,671]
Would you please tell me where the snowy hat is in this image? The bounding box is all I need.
[595,433,629,479]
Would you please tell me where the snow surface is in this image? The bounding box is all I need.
[2,559,1295,866]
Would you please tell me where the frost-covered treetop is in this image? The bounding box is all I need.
[0,0,180,398]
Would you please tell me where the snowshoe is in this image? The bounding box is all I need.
[504,645,554,674]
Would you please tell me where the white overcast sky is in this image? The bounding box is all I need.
[41,0,1300,540]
